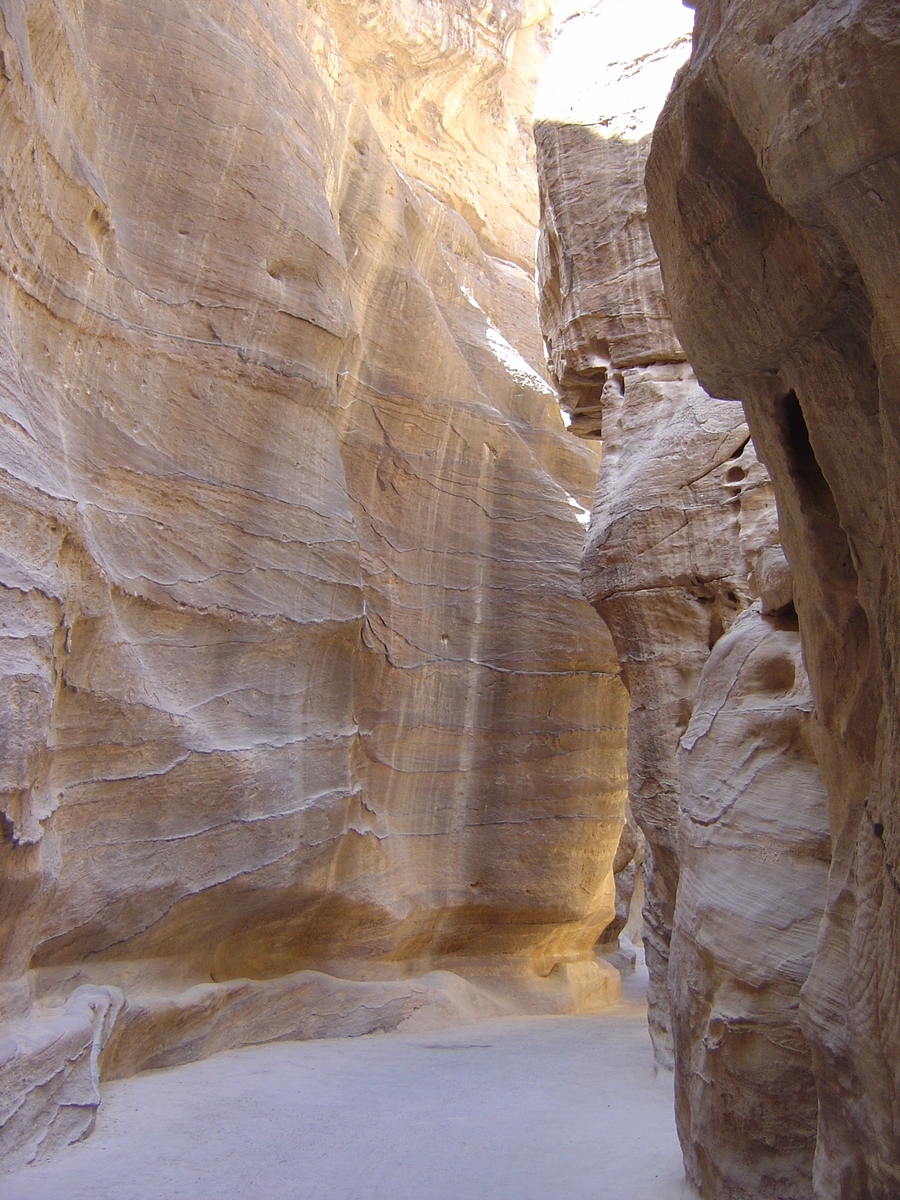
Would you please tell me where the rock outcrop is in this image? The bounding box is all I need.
[0,0,628,1167]
[0,985,122,1171]
[535,5,833,1195]
[577,361,775,1064]
[647,2,900,1195]
[673,602,830,1199]
[533,0,692,437]
[534,0,778,1064]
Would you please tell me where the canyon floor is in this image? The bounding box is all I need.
[4,960,693,1200]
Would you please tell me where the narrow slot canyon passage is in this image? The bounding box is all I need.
[2,1,899,1198]
[5,963,691,1200]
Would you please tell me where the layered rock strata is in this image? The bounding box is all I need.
[579,360,776,1063]
[0,0,627,1167]
[647,2,900,1194]
[534,0,692,437]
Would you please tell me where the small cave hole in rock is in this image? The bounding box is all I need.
[781,388,840,520]
[707,609,726,650]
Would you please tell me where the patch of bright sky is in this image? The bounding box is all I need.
[533,0,695,141]
[566,493,592,526]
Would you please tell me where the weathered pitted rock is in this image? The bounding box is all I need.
[580,361,781,1064]
[0,0,627,1165]
[673,603,830,1200]
[533,0,693,436]
[647,2,900,1193]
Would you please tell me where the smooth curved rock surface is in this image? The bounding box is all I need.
[0,0,627,1165]
[673,604,829,1200]
[647,3,900,1194]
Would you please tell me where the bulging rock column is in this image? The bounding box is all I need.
[673,594,830,1200]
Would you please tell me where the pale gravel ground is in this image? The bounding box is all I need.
[5,962,695,1200]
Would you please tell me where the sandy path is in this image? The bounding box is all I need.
[5,965,694,1200]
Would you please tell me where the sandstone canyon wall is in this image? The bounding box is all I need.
[647,2,900,1196]
[0,0,630,1169]
[536,3,833,1197]
[534,0,780,1063]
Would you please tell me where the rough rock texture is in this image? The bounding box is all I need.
[0,0,628,1166]
[647,2,900,1194]
[534,0,782,1064]
[533,0,693,436]
[673,604,830,1199]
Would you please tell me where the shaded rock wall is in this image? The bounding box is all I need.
[674,604,829,1199]
[535,6,832,1195]
[0,0,628,1167]
[578,360,775,1065]
[534,0,779,1064]
[647,2,900,1195]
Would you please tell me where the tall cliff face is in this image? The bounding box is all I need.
[673,602,830,1200]
[647,3,900,1196]
[533,0,691,437]
[535,4,832,1196]
[534,0,777,1064]
[0,0,628,1167]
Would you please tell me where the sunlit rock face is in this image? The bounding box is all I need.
[647,2,900,1195]
[0,0,628,1165]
